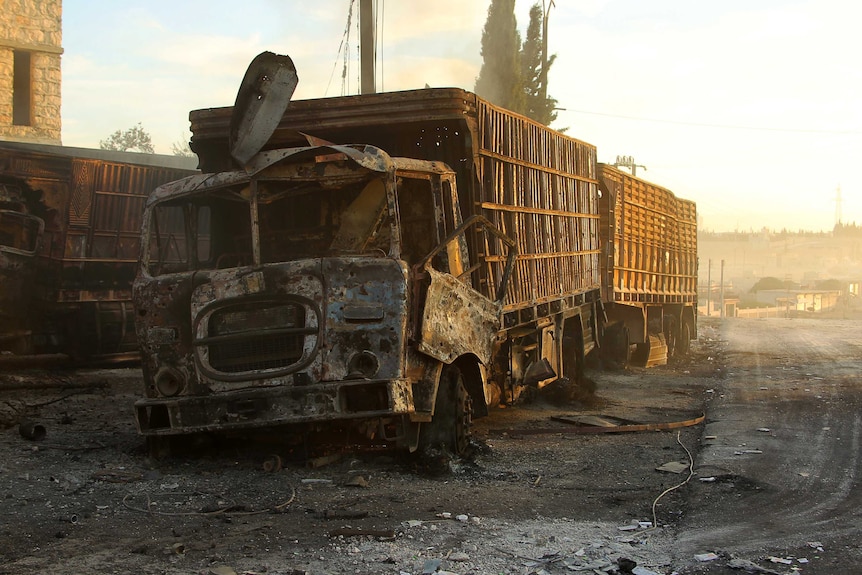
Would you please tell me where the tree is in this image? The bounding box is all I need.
[750,277,795,293]
[521,2,558,125]
[99,123,155,153]
[170,133,195,157]
[475,0,525,114]
[815,279,844,291]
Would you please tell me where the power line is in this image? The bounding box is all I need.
[555,107,862,135]
[325,0,356,97]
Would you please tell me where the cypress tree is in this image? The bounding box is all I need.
[521,3,558,125]
[475,0,525,114]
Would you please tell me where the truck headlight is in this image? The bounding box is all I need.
[347,351,379,379]
[155,367,186,397]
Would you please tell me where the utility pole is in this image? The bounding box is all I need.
[614,155,646,177]
[540,0,555,108]
[706,259,712,317]
[835,185,843,227]
[360,0,376,94]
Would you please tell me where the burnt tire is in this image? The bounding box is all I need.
[677,319,692,356]
[418,365,472,457]
[604,324,632,369]
[632,341,650,366]
[664,315,679,360]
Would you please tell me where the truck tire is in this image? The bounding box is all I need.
[677,319,692,356]
[418,365,472,457]
[664,315,678,360]
[606,323,632,369]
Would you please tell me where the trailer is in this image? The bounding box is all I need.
[0,141,197,363]
[597,163,698,366]
[132,56,603,456]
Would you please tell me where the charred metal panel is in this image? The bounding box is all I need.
[230,51,298,166]
[322,257,409,382]
[135,378,414,435]
[418,267,500,365]
[135,258,414,432]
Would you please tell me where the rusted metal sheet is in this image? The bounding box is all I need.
[229,51,298,165]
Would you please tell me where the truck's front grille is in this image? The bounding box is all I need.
[209,331,304,372]
[198,299,319,376]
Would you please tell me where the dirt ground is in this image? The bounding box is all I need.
[0,317,860,575]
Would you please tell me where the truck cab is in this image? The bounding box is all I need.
[133,144,514,455]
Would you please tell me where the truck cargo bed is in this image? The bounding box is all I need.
[597,163,697,304]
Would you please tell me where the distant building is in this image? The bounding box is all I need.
[0,0,63,144]
[756,289,842,312]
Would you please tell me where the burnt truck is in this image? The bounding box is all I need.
[132,75,605,455]
[597,164,698,367]
[0,141,197,362]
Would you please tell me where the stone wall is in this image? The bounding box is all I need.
[0,0,63,144]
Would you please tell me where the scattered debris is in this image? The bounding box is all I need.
[656,461,689,474]
[344,475,369,488]
[308,453,342,468]
[617,557,637,573]
[449,551,470,562]
[694,552,719,562]
[727,558,784,574]
[18,419,46,441]
[328,527,395,538]
[262,454,283,473]
[321,509,368,520]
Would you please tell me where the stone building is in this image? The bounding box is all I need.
[0,0,63,144]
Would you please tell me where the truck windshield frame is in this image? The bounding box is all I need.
[0,209,44,256]
[142,164,402,277]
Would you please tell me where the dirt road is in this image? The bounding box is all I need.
[0,317,859,574]
[671,318,862,574]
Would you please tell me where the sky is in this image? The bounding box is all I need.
[60,0,862,233]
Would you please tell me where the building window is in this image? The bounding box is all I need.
[13,51,32,126]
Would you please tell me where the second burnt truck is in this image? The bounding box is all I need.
[132,53,695,455]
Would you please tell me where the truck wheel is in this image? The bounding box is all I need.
[613,325,632,369]
[632,341,650,366]
[664,315,678,360]
[419,365,472,457]
[677,320,692,356]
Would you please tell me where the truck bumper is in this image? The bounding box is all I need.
[135,378,413,435]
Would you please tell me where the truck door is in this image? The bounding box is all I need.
[400,174,515,366]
